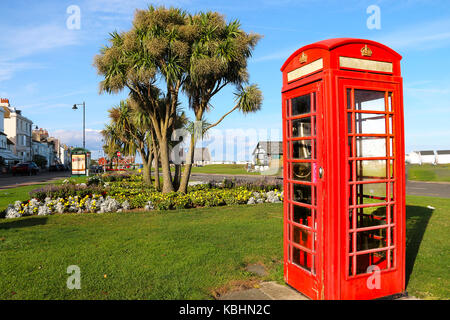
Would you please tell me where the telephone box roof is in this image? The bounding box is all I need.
[71,147,90,154]
[280,38,402,72]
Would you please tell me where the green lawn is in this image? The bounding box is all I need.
[0,203,283,299]
[407,164,450,182]
[0,196,448,300]
[405,195,449,299]
[0,176,88,212]
[190,164,281,176]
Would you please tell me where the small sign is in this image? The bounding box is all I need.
[72,154,86,175]
[287,58,324,82]
[339,56,393,73]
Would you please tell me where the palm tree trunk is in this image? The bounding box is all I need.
[153,147,160,191]
[159,136,174,193]
[173,164,181,190]
[138,146,153,185]
[142,160,151,185]
[178,134,195,193]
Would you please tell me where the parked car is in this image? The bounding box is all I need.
[12,162,40,176]
[89,165,103,174]
[56,164,66,171]
[49,165,58,172]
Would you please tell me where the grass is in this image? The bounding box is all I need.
[190,164,281,176]
[0,176,88,212]
[405,195,449,299]
[0,195,448,300]
[407,164,450,182]
[0,203,284,299]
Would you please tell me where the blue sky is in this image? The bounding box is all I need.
[0,0,449,160]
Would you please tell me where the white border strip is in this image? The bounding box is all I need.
[287,58,323,82]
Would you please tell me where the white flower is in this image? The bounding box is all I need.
[5,205,21,219]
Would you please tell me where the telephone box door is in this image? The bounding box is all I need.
[338,78,405,299]
[283,81,324,300]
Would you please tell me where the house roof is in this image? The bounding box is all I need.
[437,150,450,155]
[254,141,283,155]
[419,150,435,156]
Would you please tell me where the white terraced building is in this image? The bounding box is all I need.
[1,99,33,162]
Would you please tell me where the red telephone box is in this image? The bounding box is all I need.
[281,38,405,300]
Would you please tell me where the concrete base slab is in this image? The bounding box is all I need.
[217,282,308,300]
[217,281,420,300]
[259,282,309,300]
[218,288,272,300]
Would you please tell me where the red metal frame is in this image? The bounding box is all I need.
[281,38,405,300]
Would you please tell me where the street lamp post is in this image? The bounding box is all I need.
[72,102,85,149]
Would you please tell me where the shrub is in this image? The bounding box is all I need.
[101,172,135,182]
[29,184,108,202]
[87,176,103,186]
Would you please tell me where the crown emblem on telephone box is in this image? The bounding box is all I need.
[299,52,308,64]
[361,45,373,57]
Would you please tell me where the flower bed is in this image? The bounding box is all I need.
[2,174,283,219]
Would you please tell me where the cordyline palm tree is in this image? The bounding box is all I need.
[94,6,192,193]
[103,100,154,185]
[101,123,126,170]
[177,12,262,193]
[95,6,262,193]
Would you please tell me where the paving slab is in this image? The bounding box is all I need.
[259,282,309,300]
[217,281,419,300]
[245,264,268,277]
[217,282,308,300]
[218,288,272,300]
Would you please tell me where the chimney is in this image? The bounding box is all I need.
[0,98,10,107]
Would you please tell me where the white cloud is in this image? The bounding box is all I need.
[0,24,81,60]
[376,18,450,51]
[0,61,44,82]
[51,128,103,151]
[0,23,81,82]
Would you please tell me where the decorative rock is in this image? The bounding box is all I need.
[5,205,21,219]
[245,264,268,277]
[144,201,154,211]
[121,200,130,211]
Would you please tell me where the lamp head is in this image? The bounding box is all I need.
[72,104,78,110]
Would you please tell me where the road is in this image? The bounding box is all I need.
[0,171,71,189]
[0,171,448,198]
[405,180,450,198]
